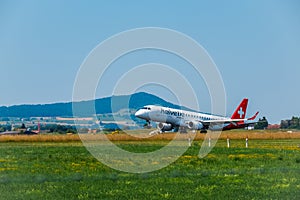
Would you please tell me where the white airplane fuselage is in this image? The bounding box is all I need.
[135,105,229,132]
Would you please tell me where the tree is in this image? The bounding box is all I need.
[255,117,268,129]
[0,126,6,132]
[21,123,26,129]
[280,116,300,129]
[280,120,289,129]
[290,116,300,129]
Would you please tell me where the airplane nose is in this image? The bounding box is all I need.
[135,110,143,118]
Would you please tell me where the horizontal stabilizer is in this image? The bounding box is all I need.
[247,111,259,120]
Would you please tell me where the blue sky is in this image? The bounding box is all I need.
[0,0,299,123]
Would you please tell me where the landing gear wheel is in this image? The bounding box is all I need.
[143,120,152,129]
[179,126,187,134]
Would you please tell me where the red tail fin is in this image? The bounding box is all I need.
[231,98,248,119]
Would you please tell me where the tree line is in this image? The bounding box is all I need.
[280,116,300,129]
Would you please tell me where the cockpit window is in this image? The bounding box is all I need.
[141,107,151,110]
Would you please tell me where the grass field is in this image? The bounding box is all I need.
[1,130,300,142]
[0,132,300,199]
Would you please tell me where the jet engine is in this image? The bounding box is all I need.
[158,122,173,132]
[187,121,204,130]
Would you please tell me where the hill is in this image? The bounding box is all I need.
[0,92,185,118]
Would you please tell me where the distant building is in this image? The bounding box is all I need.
[267,124,280,130]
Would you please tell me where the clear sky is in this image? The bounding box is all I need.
[0,0,299,123]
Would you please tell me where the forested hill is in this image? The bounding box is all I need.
[0,92,184,118]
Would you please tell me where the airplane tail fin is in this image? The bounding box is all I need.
[231,98,248,119]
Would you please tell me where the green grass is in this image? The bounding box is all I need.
[0,140,300,199]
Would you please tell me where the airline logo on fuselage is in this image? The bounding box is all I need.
[161,108,184,117]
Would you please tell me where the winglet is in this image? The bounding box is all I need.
[247,111,259,120]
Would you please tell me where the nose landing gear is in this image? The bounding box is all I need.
[143,120,152,129]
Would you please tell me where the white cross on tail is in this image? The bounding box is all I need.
[238,107,244,118]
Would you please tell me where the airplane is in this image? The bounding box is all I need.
[134,98,259,133]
